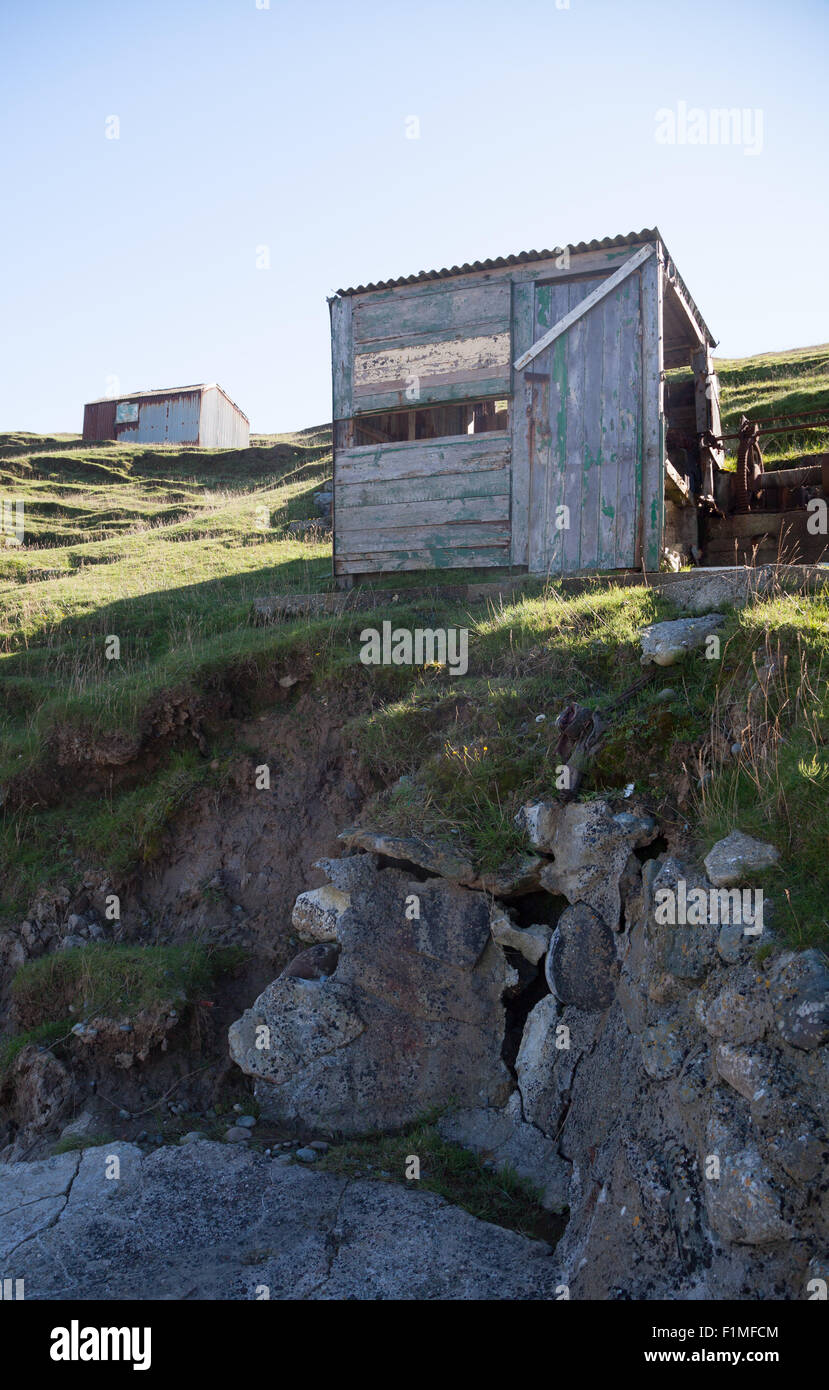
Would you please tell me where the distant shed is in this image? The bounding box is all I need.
[82,384,249,448]
[329,228,720,579]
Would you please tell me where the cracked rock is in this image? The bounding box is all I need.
[0,1141,566,1300]
[229,860,512,1133]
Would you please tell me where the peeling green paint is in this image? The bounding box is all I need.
[536,285,552,330]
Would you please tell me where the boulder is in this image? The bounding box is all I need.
[516,799,657,929]
[769,950,829,1051]
[0,1150,81,1261]
[545,903,619,1012]
[648,856,719,982]
[229,860,512,1133]
[704,831,780,887]
[695,972,773,1044]
[291,885,350,944]
[337,826,475,884]
[713,1043,768,1102]
[703,1106,796,1245]
[489,905,551,966]
[3,1046,72,1143]
[704,1144,796,1245]
[639,613,725,667]
[469,855,545,896]
[510,851,825,1298]
[515,994,570,1135]
[641,1019,686,1080]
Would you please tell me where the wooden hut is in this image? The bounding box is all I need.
[329,228,720,581]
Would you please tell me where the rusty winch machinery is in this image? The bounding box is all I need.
[705,408,829,514]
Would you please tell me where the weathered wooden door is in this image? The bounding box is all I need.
[511,255,658,574]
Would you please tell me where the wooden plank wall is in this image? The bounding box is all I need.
[333,433,510,574]
[350,282,511,413]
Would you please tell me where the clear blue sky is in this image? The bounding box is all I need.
[1,0,826,434]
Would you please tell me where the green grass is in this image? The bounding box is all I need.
[315,1111,561,1242]
[10,942,244,1032]
[0,426,334,803]
[51,1132,115,1155]
[715,343,829,468]
[692,590,829,950]
[0,429,333,652]
[0,1019,72,1079]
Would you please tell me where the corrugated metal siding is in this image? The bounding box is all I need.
[82,399,117,441]
[200,386,250,447]
[120,391,202,444]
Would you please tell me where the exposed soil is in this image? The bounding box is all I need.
[0,686,380,1154]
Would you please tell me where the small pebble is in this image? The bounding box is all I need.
[273,1153,293,1165]
[180,1131,207,1144]
[233,1103,243,1113]
[237,1115,256,1128]
[225,1126,252,1143]
[118,1109,131,1120]
[308,1140,328,1152]
[295,1146,318,1163]
[656,688,678,701]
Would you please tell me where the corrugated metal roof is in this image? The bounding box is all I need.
[85,383,210,404]
[332,225,715,346]
[85,382,249,422]
[333,228,661,296]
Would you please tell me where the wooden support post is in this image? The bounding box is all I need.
[641,247,664,570]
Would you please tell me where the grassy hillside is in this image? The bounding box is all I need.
[0,430,332,771]
[715,342,829,466]
[1,349,827,953]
